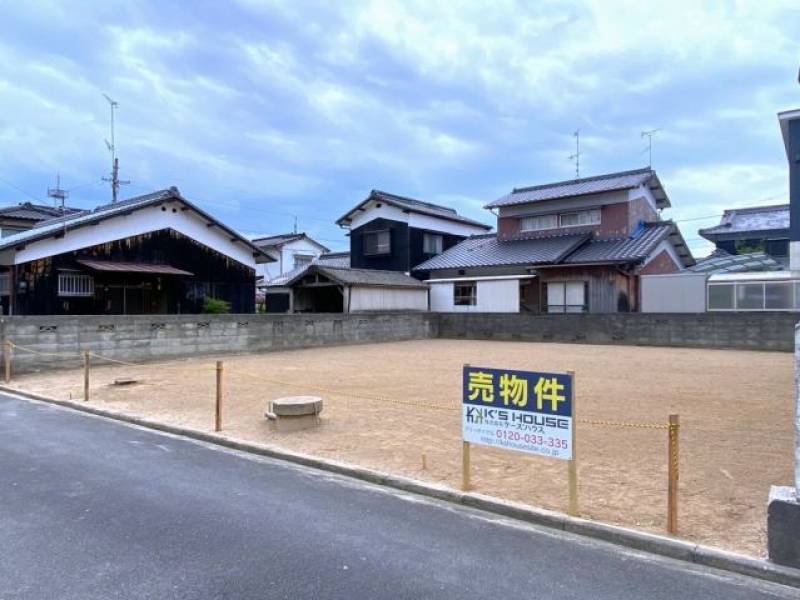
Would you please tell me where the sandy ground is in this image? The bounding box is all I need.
[12,339,794,557]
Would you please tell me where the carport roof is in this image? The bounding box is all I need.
[282,264,427,289]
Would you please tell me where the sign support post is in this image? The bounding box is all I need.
[462,441,471,491]
[567,371,577,516]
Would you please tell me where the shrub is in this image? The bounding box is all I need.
[202,297,231,314]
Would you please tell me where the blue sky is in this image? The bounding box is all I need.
[0,1,798,255]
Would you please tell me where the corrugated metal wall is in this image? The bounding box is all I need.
[349,286,428,312]
[641,273,707,313]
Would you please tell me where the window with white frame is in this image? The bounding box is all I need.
[519,209,600,232]
[546,281,587,313]
[58,273,94,297]
[423,233,443,255]
[559,208,601,228]
[364,230,391,255]
[293,254,313,269]
[707,280,800,311]
[520,214,558,232]
[454,281,477,306]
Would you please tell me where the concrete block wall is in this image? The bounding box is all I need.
[436,312,798,352]
[0,313,439,374]
[1,311,795,375]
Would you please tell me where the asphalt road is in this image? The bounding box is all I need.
[0,393,796,600]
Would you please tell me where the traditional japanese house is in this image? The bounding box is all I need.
[417,168,694,313]
[0,187,272,315]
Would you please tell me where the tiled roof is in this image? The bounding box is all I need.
[316,252,350,268]
[252,232,304,247]
[0,187,272,262]
[415,221,694,271]
[698,204,789,239]
[562,222,680,264]
[687,250,784,273]
[0,202,82,221]
[336,189,491,230]
[314,265,427,288]
[272,264,426,289]
[264,252,351,287]
[486,168,670,209]
[252,232,331,252]
[413,233,590,271]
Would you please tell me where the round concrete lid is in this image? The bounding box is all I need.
[271,396,323,416]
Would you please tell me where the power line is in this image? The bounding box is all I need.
[0,174,42,203]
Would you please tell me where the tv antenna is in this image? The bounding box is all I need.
[641,128,661,168]
[568,129,581,178]
[101,93,129,203]
[293,215,298,234]
[47,173,68,211]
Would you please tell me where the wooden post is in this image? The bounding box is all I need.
[215,360,223,432]
[567,370,578,516]
[4,340,11,384]
[461,441,471,491]
[83,350,90,402]
[421,453,427,471]
[667,414,680,535]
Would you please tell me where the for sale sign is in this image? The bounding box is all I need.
[462,366,573,460]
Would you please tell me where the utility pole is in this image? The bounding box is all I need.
[101,93,129,203]
[568,129,582,179]
[641,129,661,168]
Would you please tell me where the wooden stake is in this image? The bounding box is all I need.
[4,340,11,384]
[461,441,471,491]
[421,453,427,470]
[83,350,90,402]
[567,370,578,516]
[667,414,680,535]
[215,360,223,432]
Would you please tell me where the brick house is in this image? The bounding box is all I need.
[417,168,694,313]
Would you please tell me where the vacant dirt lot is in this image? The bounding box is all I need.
[13,339,793,557]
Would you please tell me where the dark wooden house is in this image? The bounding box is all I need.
[0,187,272,315]
[335,190,491,277]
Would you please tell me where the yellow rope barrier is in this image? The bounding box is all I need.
[577,418,669,430]
[8,342,81,359]
[5,340,673,430]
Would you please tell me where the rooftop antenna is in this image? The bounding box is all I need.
[641,128,661,168]
[568,129,581,178]
[47,173,69,237]
[101,93,129,203]
[47,173,68,211]
[293,215,298,234]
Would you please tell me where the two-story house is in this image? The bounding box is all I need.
[417,168,694,313]
[335,189,492,277]
[698,204,789,267]
[252,232,329,283]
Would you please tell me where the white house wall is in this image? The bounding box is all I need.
[347,198,488,237]
[258,238,324,280]
[407,212,489,237]
[429,278,520,312]
[14,199,257,268]
[348,286,428,311]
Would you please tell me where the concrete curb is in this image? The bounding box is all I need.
[3,384,799,590]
